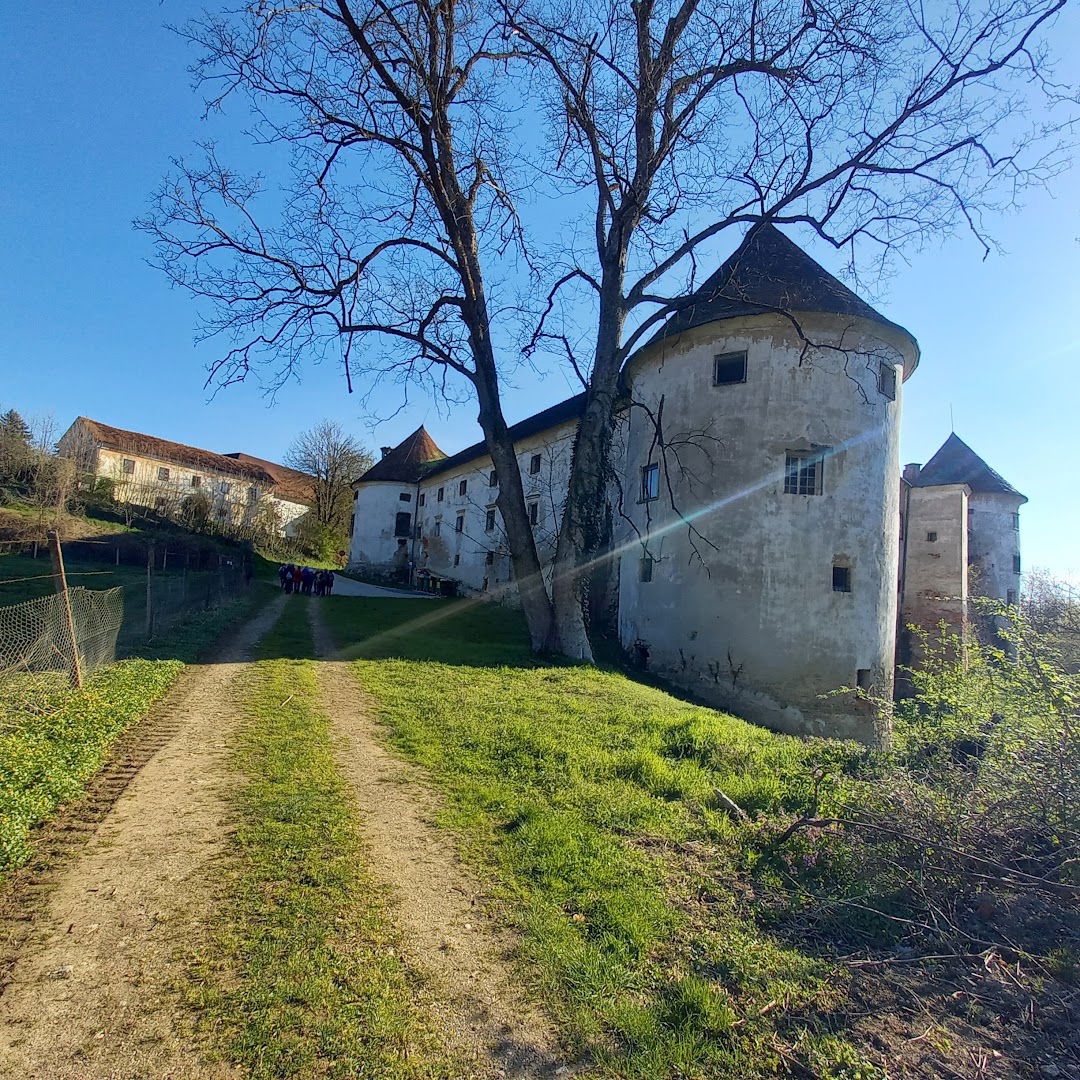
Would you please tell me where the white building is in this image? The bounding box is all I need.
[349,225,1023,745]
[58,418,314,538]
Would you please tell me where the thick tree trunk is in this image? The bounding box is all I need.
[548,282,626,660]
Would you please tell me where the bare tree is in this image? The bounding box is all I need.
[139,0,558,649]
[506,0,1076,658]
[142,0,1074,659]
[286,419,373,535]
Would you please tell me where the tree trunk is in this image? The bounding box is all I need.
[548,284,626,660]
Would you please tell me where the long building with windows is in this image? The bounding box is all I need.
[349,225,1023,745]
[58,418,315,537]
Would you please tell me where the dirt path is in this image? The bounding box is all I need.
[0,596,286,1080]
[308,604,573,1080]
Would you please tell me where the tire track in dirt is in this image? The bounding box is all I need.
[308,602,576,1080]
[0,596,286,1079]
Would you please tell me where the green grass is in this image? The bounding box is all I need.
[0,587,272,877]
[321,596,877,1079]
[192,599,463,1079]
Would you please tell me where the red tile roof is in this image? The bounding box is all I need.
[222,453,315,505]
[355,426,447,483]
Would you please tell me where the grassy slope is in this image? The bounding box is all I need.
[0,587,272,876]
[321,597,873,1080]
[192,599,462,1079]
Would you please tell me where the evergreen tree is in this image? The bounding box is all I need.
[0,409,31,445]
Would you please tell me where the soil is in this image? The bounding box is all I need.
[307,602,574,1080]
[0,596,286,1079]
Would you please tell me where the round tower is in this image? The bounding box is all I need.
[617,225,919,746]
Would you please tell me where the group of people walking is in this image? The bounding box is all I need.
[278,563,335,597]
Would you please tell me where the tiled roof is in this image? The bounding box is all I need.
[646,223,915,357]
[222,452,316,505]
[355,426,447,483]
[77,418,275,484]
[420,394,587,480]
[913,433,1027,502]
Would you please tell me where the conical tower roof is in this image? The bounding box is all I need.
[912,433,1026,502]
[355,426,447,483]
[647,223,914,356]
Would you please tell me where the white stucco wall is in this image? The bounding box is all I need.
[348,480,418,568]
[616,312,915,744]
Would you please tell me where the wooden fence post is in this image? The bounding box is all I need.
[47,530,83,689]
[146,543,154,638]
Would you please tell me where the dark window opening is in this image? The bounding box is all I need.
[394,511,412,537]
[458,479,467,496]
[349,513,355,538]
[418,492,425,507]
[832,565,851,593]
[220,481,231,495]
[1007,589,1017,606]
[878,361,897,401]
[1013,554,1022,574]
[485,508,496,532]
[528,501,539,526]
[640,462,659,501]
[529,453,542,475]
[122,458,135,474]
[639,556,654,583]
[433,519,441,536]
[437,487,444,502]
[158,467,170,482]
[454,553,460,566]
[1012,512,1020,531]
[926,531,938,542]
[191,475,202,488]
[783,451,824,495]
[488,470,497,487]
[485,550,495,565]
[856,668,873,690]
[399,492,411,502]
[455,513,464,533]
[713,351,747,385]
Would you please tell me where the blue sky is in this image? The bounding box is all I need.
[1,4,1077,579]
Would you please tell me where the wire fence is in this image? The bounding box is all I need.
[0,587,123,685]
[0,532,253,689]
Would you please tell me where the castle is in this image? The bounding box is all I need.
[348,226,1024,745]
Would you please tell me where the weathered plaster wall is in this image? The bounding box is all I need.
[348,481,417,567]
[616,312,915,744]
[968,492,1023,603]
[898,483,970,651]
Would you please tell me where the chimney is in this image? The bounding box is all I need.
[903,463,922,484]
[380,446,393,459]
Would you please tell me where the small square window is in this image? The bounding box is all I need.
[784,451,824,495]
[488,470,497,488]
[458,479,467,496]
[485,508,496,532]
[832,565,851,593]
[528,501,539,526]
[926,531,938,543]
[856,668,873,690]
[639,556,654,583]
[455,514,464,533]
[640,462,659,501]
[399,492,411,502]
[158,467,170,482]
[418,492,426,507]
[529,453,542,476]
[485,550,495,566]
[878,361,897,401]
[713,351,747,385]
[122,458,135,474]
[191,475,202,487]
[1013,554,1021,574]
[437,487,444,502]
